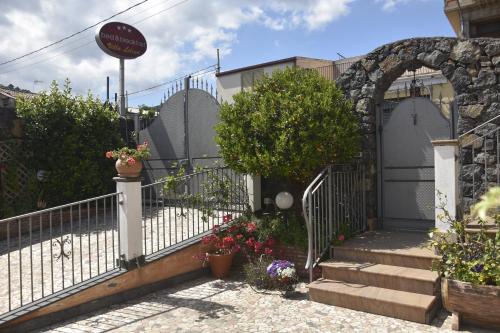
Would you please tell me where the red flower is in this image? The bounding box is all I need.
[105,151,113,158]
[264,247,273,255]
[266,237,275,248]
[233,244,241,253]
[228,225,238,233]
[246,223,257,233]
[222,236,235,248]
[223,214,232,223]
[127,157,136,165]
[245,237,255,248]
[338,234,345,242]
[236,234,244,240]
[254,241,263,253]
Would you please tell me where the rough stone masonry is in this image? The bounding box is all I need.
[336,37,500,217]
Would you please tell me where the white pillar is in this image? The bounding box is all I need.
[115,177,143,265]
[432,140,459,232]
[246,174,261,212]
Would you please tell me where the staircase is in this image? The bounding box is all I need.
[308,231,441,324]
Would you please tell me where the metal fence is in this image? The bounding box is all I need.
[0,192,121,316]
[302,163,366,282]
[459,114,500,208]
[141,167,248,256]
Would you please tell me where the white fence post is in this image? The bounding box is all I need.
[115,177,144,269]
[246,174,262,212]
[432,139,459,232]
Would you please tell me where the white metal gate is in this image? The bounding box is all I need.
[381,97,450,231]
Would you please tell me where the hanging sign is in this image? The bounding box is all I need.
[95,22,147,59]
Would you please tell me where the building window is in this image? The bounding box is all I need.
[241,68,264,91]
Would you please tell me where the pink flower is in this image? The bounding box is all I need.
[338,234,345,242]
[264,247,273,256]
[223,214,232,223]
[105,151,113,158]
[233,244,241,253]
[236,234,244,240]
[127,157,136,165]
[246,223,257,233]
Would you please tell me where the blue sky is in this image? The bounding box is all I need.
[221,1,455,72]
[0,0,456,107]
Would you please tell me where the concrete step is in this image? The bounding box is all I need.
[320,261,440,296]
[332,245,438,270]
[308,279,439,324]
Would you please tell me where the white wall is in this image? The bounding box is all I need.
[216,61,294,104]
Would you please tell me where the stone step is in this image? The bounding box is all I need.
[320,261,440,296]
[332,245,438,270]
[308,278,439,324]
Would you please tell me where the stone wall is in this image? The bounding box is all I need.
[336,37,500,218]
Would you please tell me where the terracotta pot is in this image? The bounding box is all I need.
[115,159,143,178]
[207,252,234,279]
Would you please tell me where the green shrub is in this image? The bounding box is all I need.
[243,255,276,290]
[254,212,308,250]
[16,80,123,209]
[430,188,499,286]
[215,67,359,185]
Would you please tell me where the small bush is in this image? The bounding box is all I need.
[243,255,276,290]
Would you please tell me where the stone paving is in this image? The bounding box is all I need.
[34,275,495,333]
[0,203,237,315]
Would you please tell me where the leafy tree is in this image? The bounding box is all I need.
[215,67,359,185]
[16,80,123,208]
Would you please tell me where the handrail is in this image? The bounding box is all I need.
[302,163,366,282]
[459,114,500,140]
[0,192,122,224]
[302,166,329,280]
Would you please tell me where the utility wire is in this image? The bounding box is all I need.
[0,0,190,75]
[0,0,150,67]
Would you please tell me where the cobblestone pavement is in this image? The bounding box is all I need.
[35,276,495,333]
[0,205,236,315]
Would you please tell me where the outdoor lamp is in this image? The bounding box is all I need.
[275,191,293,210]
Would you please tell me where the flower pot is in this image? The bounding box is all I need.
[115,159,143,178]
[207,252,234,279]
[442,278,500,331]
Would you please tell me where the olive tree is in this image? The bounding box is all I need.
[215,67,360,186]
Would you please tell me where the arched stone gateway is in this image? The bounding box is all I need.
[336,37,500,223]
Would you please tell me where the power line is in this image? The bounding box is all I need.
[0,0,150,67]
[0,0,190,75]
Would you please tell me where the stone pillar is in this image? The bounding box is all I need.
[115,177,144,269]
[246,174,261,212]
[432,140,459,232]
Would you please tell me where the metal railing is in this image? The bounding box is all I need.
[0,192,121,316]
[302,163,366,282]
[459,114,500,207]
[141,167,248,256]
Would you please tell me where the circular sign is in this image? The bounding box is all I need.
[95,22,147,59]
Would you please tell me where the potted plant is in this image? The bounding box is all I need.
[106,141,150,178]
[430,187,499,331]
[197,216,275,279]
[266,259,299,297]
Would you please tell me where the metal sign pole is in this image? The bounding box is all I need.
[119,58,125,116]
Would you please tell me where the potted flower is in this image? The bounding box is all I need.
[266,259,299,297]
[197,216,275,279]
[430,187,499,331]
[106,141,150,178]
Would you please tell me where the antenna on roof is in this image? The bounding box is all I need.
[336,53,346,60]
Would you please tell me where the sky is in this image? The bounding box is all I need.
[0,0,455,108]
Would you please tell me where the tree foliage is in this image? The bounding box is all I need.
[215,67,360,184]
[17,80,123,208]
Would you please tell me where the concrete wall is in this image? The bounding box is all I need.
[216,61,295,103]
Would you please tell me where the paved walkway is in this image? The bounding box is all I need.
[35,276,495,333]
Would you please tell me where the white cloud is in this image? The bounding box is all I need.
[375,0,429,11]
[0,0,353,101]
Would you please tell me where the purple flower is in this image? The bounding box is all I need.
[471,264,484,273]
